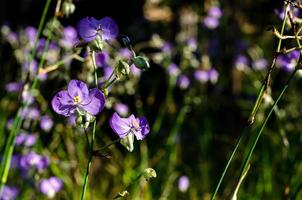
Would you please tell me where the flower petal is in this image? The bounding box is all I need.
[67,80,89,102]
[80,88,105,115]
[77,17,98,42]
[134,117,150,140]
[98,17,119,41]
[109,112,131,138]
[51,90,75,116]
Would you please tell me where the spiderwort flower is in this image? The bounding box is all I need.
[178,176,190,192]
[110,112,150,152]
[39,177,63,199]
[77,17,119,42]
[20,151,49,171]
[51,80,105,117]
[1,185,19,200]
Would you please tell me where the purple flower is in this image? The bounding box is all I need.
[40,115,54,132]
[130,64,141,77]
[161,42,173,53]
[167,63,180,77]
[96,51,110,67]
[177,75,190,89]
[20,107,40,120]
[203,16,219,29]
[252,58,268,70]
[77,17,119,42]
[119,48,132,59]
[114,103,129,117]
[39,177,63,198]
[276,50,300,72]
[60,26,78,49]
[208,6,223,18]
[208,69,219,84]
[234,55,249,70]
[1,185,19,200]
[178,176,190,192]
[5,82,23,93]
[194,70,209,82]
[110,112,150,140]
[51,80,105,117]
[15,132,37,147]
[20,151,49,171]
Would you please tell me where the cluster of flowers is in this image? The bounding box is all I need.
[1,16,151,199]
[150,35,220,91]
[203,5,223,29]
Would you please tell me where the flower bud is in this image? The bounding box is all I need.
[89,35,103,52]
[62,1,76,17]
[120,133,134,152]
[131,56,150,70]
[143,168,157,181]
[116,60,130,79]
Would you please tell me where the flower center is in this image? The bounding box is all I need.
[73,95,81,104]
[131,119,140,131]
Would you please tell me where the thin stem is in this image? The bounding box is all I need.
[249,3,289,124]
[93,138,121,154]
[152,76,175,135]
[239,67,298,178]
[0,0,52,194]
[80,51,99,200]
[210,4,289,199]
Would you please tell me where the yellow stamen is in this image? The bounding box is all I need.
[73,95,81,104]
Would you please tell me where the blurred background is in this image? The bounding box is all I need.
[1,0,302,199]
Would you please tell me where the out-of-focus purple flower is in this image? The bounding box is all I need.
[67,115,76,126]
[203,16,219,29]
[40,115,54,132]
[52,80,105,117]
[77,17,119,42]
[21,90,35,105]
[161,42,173,53]
[15,132,37,147]
[60,26,78,49]
[20,151,49,171]
[130,64,141,77]
[114,103,129,117]
[5,82,23,93]
[178,176,190,192]
[167,63,180,77]
[275,5,300,19]
[252,58,268,70]
[1,185,19,200]
[22,59,38,77]
[96,51,110,67]
[234,55,249,70]
[21,107,40,120]
[119,48,132,59]
[110,112,150,140]
[39,177,63,199]
[187,37,197,51]
[103,65,114,80]
[194,70,209,82]
[6,118,14,130]
[208,68,219,84]
[177,75,190,89]
[208,6,223,18]
[276,50,300,72]
[7,32,18,45]
[25,26,37,47]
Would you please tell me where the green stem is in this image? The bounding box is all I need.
[0,0,52,194]
[239,68,298,179]
[210,4,289,199]
[152,76,175,135]
[80,51,98,200]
